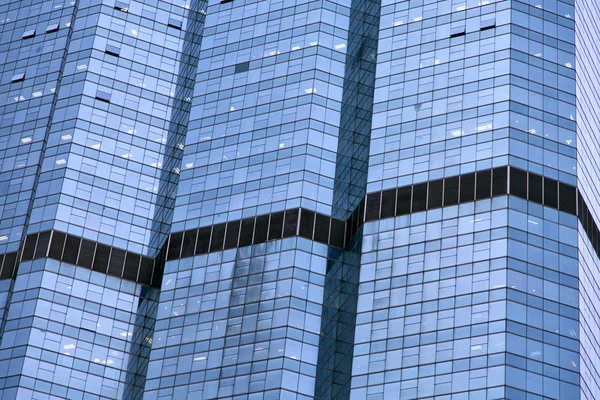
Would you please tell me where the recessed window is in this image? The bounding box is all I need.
[105,44,120,57]
[168,18,182,30]
[95,90,111,103]
[11,73,25,82]
[115,1,129,12]
[450,26,466,37]
[22,29,36,39]
[46,23,59,33]
[235,61,250,73]
[480,18,496,30]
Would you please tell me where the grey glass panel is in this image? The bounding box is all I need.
[92,243,110,273]
[34,231,51,259]
[167,232,183,261]
[299,210,314,239]
[210,223,226,252]
[492,167,508,196]
[224,221,241,249]
[313,214,330,243]
[138,257,154,286]
[544,177,558,208]
[46,23,59,32]
[428,180,443,208]
[235,62,250,73]
[529,174,543,204]
[239,218,255,247]
[283,210,299,238]
[62,235,80,264]
[48,232,66,259]
[412,183,427,212]
[380,189,396,218]
[77,239,96,269]
[21,233,37,261]
[253,216,269,244]
[397,186,411,215]
[268,212,284,240]
[510,168,528,199]
[365,192,381,221]
[196,227,211,254]
[460,173,475,203]
[444,176,459,206]
[108,248,125,276]
[181,230,197,258]
[476,170,491,200]
[123,253,140,281]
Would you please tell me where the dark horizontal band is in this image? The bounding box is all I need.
[363,166,577,222]
[161,208,347,263]
[13,230,159,286]
[0,166,597,287]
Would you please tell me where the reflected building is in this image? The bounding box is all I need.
[0,0,597,399]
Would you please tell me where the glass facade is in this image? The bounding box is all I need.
[0,0,597,399]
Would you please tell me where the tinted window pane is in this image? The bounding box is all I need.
[34,231,51,259]
[167,232,183,260]
[314,214,330,243]
[283,209,299,238]
[299,210,315,239]
[460,173,475,203]
[78,239,96,269]
[93,244,111,273]
[444,176,459,206]
[0,253,17,279]
[254,215,269,244]
[544,177,558,208]
[510,168,527,199]
[559,184,577,214]
[21,233,37,261]
[181,229,197,258]
[412,183,427,212]
[381,189,396,219]
[196,227,211,254]
[528,174,543,204]
[365,192,381,221]
[108,248,125,277]
[123,253,140,281]
[63,235,80,265]
[492,166,508,196]
[268,212,284,240]
[428,180,443,209]
[397,186,411,215]
[330,218,345,248]
[239,218,255,247]
[138,257,154,286]
[48,231,66,260]
[476,170,491,200]
[210,223,226,252]
[224,220,241,249]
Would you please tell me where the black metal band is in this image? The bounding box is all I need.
[1,166,594,287]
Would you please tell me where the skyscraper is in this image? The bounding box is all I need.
[0,0,596,399]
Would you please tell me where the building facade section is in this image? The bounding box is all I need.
[0,0,204,398]
[352,0,581,399]
[1,0,600,400]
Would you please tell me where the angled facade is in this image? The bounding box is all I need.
[0,0,597,399]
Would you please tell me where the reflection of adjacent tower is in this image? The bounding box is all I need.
[148,0,206,257]
[352,1,581,399]
[144,0,380,395]
[315,0,380,397]
[125,3,206,397]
